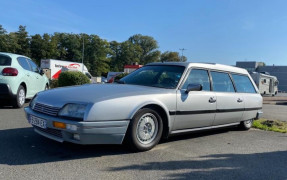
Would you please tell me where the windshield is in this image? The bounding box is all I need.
[0,55,12,66]
[120,65,185,89]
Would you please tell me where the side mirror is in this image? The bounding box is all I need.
[185,83,202,93]
[39,69,45,75]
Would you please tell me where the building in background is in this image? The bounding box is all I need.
[236,61,287,92]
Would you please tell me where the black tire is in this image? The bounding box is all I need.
[126,108,163,152]
[13,85,26,108]
[239,119,253,130]
[45,85,49,90]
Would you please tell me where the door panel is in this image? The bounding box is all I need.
[173,90,216,130]
[212,92,244,125]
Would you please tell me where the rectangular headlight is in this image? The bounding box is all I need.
[58,103,87,119]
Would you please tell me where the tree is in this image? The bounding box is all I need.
[0,25,9,52]
[85,35,110,76]
[128,34,160,64]
[16,25,30,56]
[160,51,187,62]
[30,34,45,64]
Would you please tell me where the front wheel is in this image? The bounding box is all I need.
[126,108,163,152]
[13,85,25,108]
[239,119,253,130]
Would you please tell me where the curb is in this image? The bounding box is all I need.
[263,101,287,105]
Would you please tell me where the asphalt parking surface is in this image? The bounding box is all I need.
[0,103,287,180]
[262,104,287,122]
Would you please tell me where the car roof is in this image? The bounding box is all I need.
[0,52,28,59]
[147,62,248,75]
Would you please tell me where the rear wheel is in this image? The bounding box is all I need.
[13,85,25,108]
[239,119,253,130]
[126,108,163,152]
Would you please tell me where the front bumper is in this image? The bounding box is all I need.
[24,107,130,144]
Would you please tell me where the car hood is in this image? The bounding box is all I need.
[36,84,173,107]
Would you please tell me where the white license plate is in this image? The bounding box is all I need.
[29,115,47,129]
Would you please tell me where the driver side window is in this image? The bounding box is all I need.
[182,69,211,91]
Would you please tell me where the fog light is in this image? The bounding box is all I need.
[73,134,80,140]
[53,121,66,129]
[66,124,77,131]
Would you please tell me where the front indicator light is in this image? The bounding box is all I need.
[53,121,66,129]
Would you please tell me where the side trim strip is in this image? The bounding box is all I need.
[170,122,241,134]
[169,107,262,116]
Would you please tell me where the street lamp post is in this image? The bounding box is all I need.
[179,48,186,62]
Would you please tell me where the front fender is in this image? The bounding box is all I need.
[85,95,172,124]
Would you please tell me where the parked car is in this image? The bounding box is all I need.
[24,62,262,151]
[0,52,49,108]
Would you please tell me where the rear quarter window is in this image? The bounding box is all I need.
[231,74,257,93]
[17,57,31,71]
[0,55,12,66]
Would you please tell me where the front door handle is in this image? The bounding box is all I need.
[209,97,216,103]
[237,98,243,103]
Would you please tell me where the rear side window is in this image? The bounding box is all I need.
[0,55,12,66]
[27,59,39,73]
[17,57,31,71]
[232,74,256,93]
[182,69,211,91]
[211,71,235,92]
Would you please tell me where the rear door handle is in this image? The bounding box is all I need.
[237,98,243,103]
[209,97,216,103]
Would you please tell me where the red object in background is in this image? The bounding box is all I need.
[124,65,143,69]
[2,67,18,76]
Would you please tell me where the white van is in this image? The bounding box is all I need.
[251,72,279,96]
[40,59,92,80]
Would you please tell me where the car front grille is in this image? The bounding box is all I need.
[33,103,60,116]
[34,126,63,139]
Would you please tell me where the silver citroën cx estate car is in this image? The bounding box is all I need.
[24,62,263,151]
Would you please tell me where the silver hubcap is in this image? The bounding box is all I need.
[136,113,158,144]
[18,89,25,105]
[244,119,253,127]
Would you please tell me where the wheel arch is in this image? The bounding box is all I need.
[130,102,171,139]
[19,82,27,95]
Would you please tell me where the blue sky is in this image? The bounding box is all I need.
[1,0,287,65]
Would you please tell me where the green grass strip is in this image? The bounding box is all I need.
[253,119,287,133]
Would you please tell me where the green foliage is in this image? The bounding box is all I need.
[49,79,59,88]
[16,25,30,56]
[128,34,161,64]
[253,119,287,133]
[160,51,187,62]
[0,24,188,75]
[58,71,90,87]
[114,73,129,81]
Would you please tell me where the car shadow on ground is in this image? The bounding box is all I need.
[108,151,287,179]
[0,126,242,166]
[0,127,129,166]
